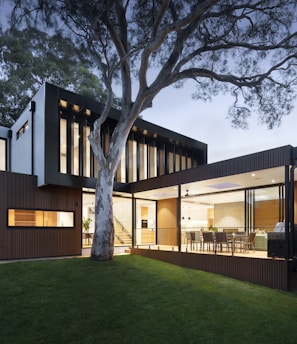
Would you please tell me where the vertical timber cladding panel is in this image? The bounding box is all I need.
[0,171,8,257]
[157,198,178,245]
[254,200,279,231]
[131,248,290,291]
[0,171,82,260]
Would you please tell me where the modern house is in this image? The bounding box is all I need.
[1,83,297,291]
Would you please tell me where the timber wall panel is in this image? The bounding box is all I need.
[131,248,292,291]
[157,198,177,245]
[0,171,82,260]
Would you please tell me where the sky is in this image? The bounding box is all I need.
[141,79,297,163]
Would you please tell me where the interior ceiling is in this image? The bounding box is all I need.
[134,166,286,203]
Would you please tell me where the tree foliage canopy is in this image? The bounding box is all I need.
[8,0,297,130]
[0,26,107,126]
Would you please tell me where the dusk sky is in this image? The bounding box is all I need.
[141,80,297,163]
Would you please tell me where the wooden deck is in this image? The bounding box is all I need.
[131,246,297,292]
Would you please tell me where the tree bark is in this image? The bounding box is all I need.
[90,167,115,261]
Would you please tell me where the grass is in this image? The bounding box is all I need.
[0,255,297,344]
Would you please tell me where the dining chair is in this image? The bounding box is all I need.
[186,232,193,250]
[214,232,229,253]
[202,231,215,252]
[190,231,200,251]
[242,232,256,252]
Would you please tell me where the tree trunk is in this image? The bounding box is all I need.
[90,168,114,261]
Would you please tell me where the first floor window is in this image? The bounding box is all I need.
[0,139,5,171]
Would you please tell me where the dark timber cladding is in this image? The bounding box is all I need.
[131,248,296,291]
[129,145,293,192]
[0,171,82,260]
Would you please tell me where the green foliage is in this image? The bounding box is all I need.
[1,255,297,343]
[7,0,297,130]
[0,27,107,126]
[82,217,92,232]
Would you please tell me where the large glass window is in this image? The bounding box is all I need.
[187,156,192,169]
[83,126,91,177]
[175,150,180,172]
[254,186,282,232]
[181,190,245,245]
[116,148,126,183]
[0,139,6,171]
[82,192,95,247]
[168,151,174,173]
[149,144,157,178]
[139,141,147,180]
[71,122,79,175]
[181,154,186,171]
[60,119,67,173]
[128,139,137,182]
[113,196,132,246]
[135,199,156,246]
[82,193,133,247]
[8,209,74,227]
[58,102,204,181]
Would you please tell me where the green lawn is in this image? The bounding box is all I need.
[0,255,297,344]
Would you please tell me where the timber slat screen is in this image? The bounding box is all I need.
[131,248,292,291]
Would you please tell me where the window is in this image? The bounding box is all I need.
[116,147,126,182]
[139,141,147,180]
[135,199,156,246]
[181,154,186,170]
[175,151,181,172]
[149,144,157,178]
[8,209,74,227]
[83,126,91,177]
[60,118,67,173]
[16,121,29,139]
[128,139,137,182]
[71,122,79,175]
[0,139,5,171]
[168,151,174,173]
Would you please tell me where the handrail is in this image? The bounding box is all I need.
[113,216,132,238]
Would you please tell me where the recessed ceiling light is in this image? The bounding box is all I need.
[251,173,256,177]
[272,179,276,183]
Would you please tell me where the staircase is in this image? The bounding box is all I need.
[114,217,132,246]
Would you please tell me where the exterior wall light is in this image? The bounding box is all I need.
[59,99,68,108]
[73,104,80,112]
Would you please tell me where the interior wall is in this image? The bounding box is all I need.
[214,202,244,231]
[254,200,279,231]
[157,198,177,245]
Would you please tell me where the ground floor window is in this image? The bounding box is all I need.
[82,192,133,247]
[8,209,74,227]
[135,199,156,246]
[180,185,284,250]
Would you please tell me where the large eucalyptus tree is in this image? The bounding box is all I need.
[7,0,297,260]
